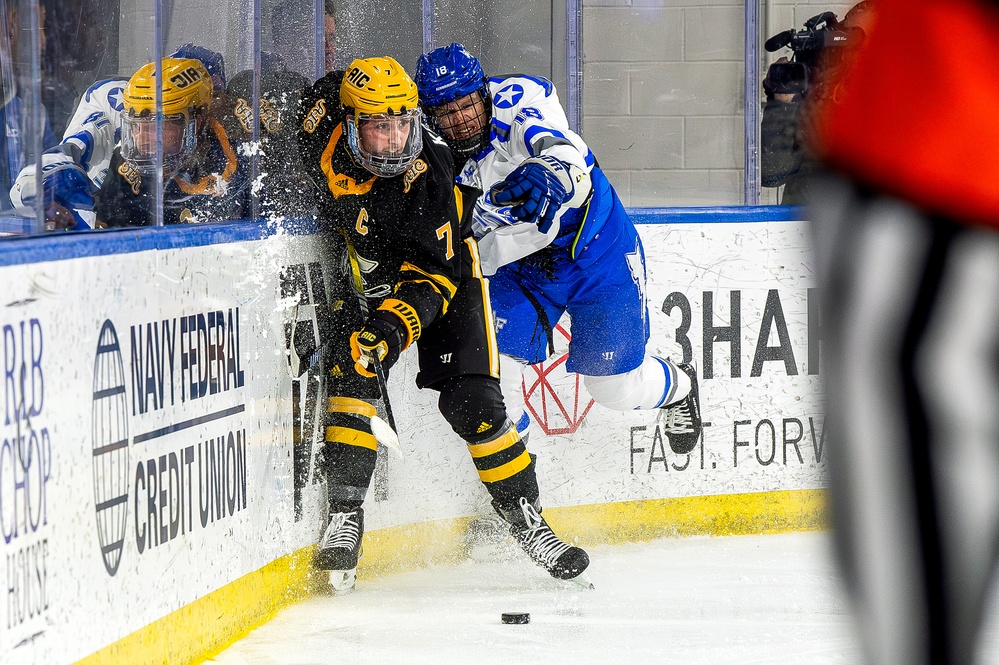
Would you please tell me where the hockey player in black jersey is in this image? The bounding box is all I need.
[297,56,590,594]
[94,57,250,227]
[227,62,314,220]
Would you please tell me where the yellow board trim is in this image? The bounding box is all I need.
[326,425,378,451]
[75,549,315,665]
[466,428,520,459]
[76,489,827,665]
[476,449,532,483]
[327,396,377,418]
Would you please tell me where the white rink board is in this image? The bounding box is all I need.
[0,219,822,664]
[382,221,824,527]
[0,233,329,664]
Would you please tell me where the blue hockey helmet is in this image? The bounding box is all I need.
[415,42,485,107]
[171,43,227,88]
[415,43,491,159]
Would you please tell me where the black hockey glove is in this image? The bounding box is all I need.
[349,299,422,378]
[490,155,574,234]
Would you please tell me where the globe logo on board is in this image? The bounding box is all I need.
[92,319,130,576]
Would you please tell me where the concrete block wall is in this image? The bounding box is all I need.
[582,0,856,207]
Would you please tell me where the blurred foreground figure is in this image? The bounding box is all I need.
[811,0,999,663]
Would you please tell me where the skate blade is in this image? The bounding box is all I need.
[329,569,357,596]
[565,571,594,590]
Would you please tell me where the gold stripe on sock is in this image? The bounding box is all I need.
[326,426,378,451]
[466,428,520,459]
[477,450,532,483]
[328,396,377,418]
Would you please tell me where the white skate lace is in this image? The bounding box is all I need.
[662,397,694,434]
[518,499,571,568]
[320,512,360,551]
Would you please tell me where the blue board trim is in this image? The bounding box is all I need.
[626,206,805,224]
[0,217,320,267]
[0,206,805,267]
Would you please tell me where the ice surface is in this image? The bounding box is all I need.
[208,531,866,665]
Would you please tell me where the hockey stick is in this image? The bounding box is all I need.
[338,229,402,458]
[288,306,334,378]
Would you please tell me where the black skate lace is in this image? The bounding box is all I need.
[320,512,360,550]
[518,500,571,567]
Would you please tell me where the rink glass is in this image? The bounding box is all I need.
[0,0,856,235]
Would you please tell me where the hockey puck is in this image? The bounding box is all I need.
[501,612,530,625]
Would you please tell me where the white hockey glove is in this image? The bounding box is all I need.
[10,150,96,229]
[490,155,575,233]
[470,190,519,239]
[471,189,560,275]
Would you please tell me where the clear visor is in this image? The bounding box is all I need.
[345,108,424,177]
[121,112,196,175]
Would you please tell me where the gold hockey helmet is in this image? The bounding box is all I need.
[340,57,423,177]
[121,58,214,175]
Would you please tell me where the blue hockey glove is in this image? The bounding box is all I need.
[11,151,95,229]
[490,155,574,234]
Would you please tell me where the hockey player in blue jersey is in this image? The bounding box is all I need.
[415,43,702,455]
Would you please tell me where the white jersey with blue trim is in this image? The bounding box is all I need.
[458,75,595,275]
[60,78,127,188]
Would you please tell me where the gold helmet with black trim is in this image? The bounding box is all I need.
[122,57,214,175]
[340,56,423,177]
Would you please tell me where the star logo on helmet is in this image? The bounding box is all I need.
[108,86,125,112]
[494,84,524,109]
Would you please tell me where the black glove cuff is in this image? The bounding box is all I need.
[365,309,405,353]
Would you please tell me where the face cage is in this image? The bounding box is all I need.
[345,110,424,177]
[121,113,197,176]
[426,88,492,160]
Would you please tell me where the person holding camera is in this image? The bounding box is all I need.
[761,1,874,205]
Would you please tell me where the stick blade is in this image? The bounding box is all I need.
[371,415,403,459]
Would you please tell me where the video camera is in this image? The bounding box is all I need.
[763,11,863,97]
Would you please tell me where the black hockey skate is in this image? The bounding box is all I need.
[498,498,593,589]
[660,361,702,455]
[314,507,364,595]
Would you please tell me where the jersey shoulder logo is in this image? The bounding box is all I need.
[118,161,142,195]
[493,84,525,109]
[107,86,125,112]
[402,158,428,193]
[234,98,254,133]
[303,99,326,133]
[259,98,282,135]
